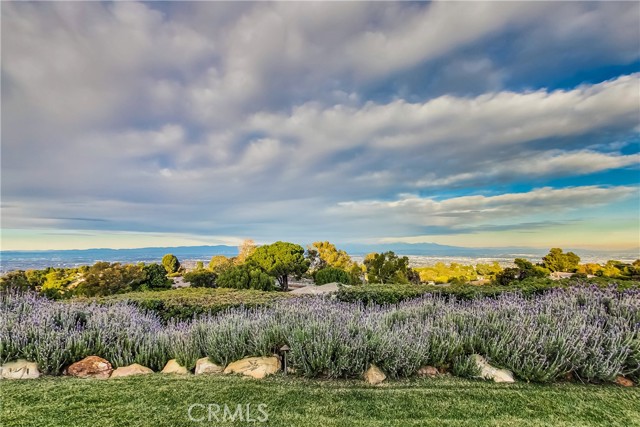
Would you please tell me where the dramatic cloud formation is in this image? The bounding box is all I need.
[1,2,639,250]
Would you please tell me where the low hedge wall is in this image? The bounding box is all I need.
[336,278,640,305]
[82,287,294,321]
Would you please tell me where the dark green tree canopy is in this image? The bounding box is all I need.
[217,264,274,291]
[315,267,351,285]
[542,248,581,272]
[142,263,172,290]
[76,262,145,297]
[364,251,417,284]
[247,241,309,291]
[183,270,217,288]
[162,254,181,274]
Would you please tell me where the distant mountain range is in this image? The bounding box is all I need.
[1,243,637,272]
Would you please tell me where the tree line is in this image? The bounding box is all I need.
[2,241,638,297]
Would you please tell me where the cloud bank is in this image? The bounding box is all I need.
[2,2,639,250]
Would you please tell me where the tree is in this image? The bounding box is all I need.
[236,239,257,265]
[475,262,503,279]
[315,267,350,285]
[0,271,32,291]
[183,270,217,288]
[494,267,521,286]
[41,269,76,298]
[247,241,309,291]
[493,258,547,285]
[76,262,145,297]
[141,263,172,290]
[217,265,274,291]
[209,255,234,273]
[307,241,353,271]
[162,254,181,274]
[542,248,580,272]
[363,251,417,284]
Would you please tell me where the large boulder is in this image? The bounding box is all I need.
[195,357,223,375]
[223,357,280,379]
[66,356,113,379]
[0,359,40,380]
[472,355,515,383]
[161,359,189,375]
[364,364,386,385]
[110,364,153,378]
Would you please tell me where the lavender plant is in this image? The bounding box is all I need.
[1,287,638,383]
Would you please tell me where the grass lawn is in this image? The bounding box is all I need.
[1,375,638,427]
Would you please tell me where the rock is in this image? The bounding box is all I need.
[195,357,223,375]
[223,357,281,379]
[161,359,189,375]
[0,359,40,380]
[472,354,515,383]
[66,356,113,379]
[364,364,386,385]
[417,366,439,377]
[110,363,153,378]
[615,376,634,387]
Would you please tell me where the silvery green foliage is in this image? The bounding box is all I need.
[1,287,638,381]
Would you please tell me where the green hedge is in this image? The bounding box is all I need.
[336,278,640,305]
[80,287,294,321]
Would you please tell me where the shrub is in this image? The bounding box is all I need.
[183,270,217,288]
[90,287,290,321]
[336,279,640,305]
[162,254,181,274]
[2,286,639,383]
[217,265,275,291]
[141,263,172,290]
[0,271,34,291]
[75,262,145,297]
[315,267,350,285]
[452,354,481,379]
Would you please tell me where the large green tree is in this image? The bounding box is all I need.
[364,251,418,284]
[209,255,234,273]
[76,262,145,297]
[248,241,309,291]
[217,265,274,291]
[142,263,172,290]
[307,241,353,271]
[183,270,217,288]
[542,248,581,272]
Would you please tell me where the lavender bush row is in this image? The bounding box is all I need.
[1,287,638,382]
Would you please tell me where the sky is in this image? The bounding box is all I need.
[1,1,639,252]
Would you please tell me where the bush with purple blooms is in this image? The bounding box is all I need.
[1,287,638,383]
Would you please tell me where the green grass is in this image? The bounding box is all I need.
[1,375,638,427]
[83,287,295,320]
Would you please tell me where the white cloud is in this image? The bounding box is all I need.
[334,186,637,230]
[415,150,640,187]
[2,2,639,248]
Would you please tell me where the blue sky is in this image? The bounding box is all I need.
[1,2,639,251]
